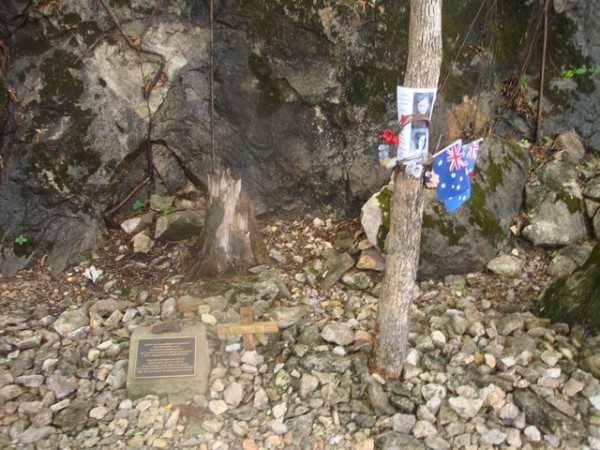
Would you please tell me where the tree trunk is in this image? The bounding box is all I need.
[187,169,270,279]
[371,0,442,379]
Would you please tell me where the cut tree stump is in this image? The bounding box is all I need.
[187,169,270,279]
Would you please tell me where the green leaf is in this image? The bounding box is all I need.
[91,252,100,259]
[14,234,28,245]
[454,283,467,292]
[133,199,146,210]
[563,64,600,79]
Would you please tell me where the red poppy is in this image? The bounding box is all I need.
[382,129,399,145]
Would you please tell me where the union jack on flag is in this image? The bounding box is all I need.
[446,142,468,172]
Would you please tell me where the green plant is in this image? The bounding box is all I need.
[133,199,145,210]
[205,280,224,291]
[563,64,600,79]
[519,138,529,146]
[454,283,468,293]
[544,136,554,147]
[15,234,28,245]
[519,74,528,92]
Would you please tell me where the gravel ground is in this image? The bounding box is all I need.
[2,217,600,450]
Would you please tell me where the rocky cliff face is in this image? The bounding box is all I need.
[0,0,598,275]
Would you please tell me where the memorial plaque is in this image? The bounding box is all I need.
[127,324,210,401]
[134,336,196,379]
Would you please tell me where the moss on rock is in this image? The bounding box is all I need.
[537,243,600,332]
[467,183,503,238]
[375,186,392,250]
[22,49,97,195]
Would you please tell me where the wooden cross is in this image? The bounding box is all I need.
[216,305,279,350]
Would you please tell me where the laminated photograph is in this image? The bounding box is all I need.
[396,86,436,161]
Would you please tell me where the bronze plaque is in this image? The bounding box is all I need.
[134,336,196,379]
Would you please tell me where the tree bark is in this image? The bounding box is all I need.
[187,169,270,279]
[371,0,442,379]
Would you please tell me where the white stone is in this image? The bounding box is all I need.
[484,353,497,368]
[321,322,355,346]
[224,382,244,407]
[137,399,153,411]
[89,406,109,420]
[589,436,600,450]
[211,378,225,393]
[299,374,319,399]
[272,402,287,421]
[499,356,517,369]
[165,408,180,429]
[524,425,542,442]
[589,395,600,410]
[49,399,70,412]
[405,348,421,366]
[312,217,325,228]
[506,428,522,447]
[97,339,114,350]
[391,414,416,434]
[431,330,447,344]
[201,314,217,326]
[118,399,133,410]
[448,396,483,419]
[543,367,562,379]
[133,232,153,253]
[426,396,442,415]
[486,254,524,277]
[499,403,520,420]
[87,349,101,362]
[563,378,585,396]
[241,351,263,366]
[253,388,269,409]
[541,350,560,366]
[332,346,346,356]
[412,420,437,438]
[225,343,241,352]
[208,399,228,415]
[480,384,506,413]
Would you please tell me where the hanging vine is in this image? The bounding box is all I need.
[98,0,167,227]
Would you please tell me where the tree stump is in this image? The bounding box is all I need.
[187,169,270,279]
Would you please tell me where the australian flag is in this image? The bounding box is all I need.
[434,139,468,199]
[433,138,482,212]
[443,186,471,213]
[463,138,482,178]
[433,139,468,212]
